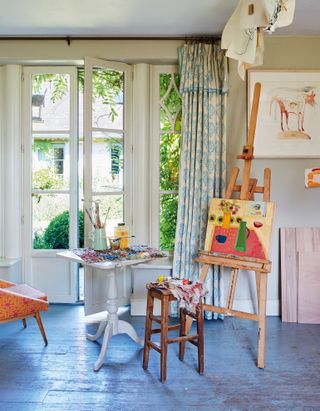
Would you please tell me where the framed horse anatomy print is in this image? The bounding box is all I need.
[248,70,320,158]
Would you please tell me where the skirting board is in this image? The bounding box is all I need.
[233,299,280,316]
[130,297,279,316]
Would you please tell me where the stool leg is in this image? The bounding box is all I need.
[179,307,186,361]
[143,291,154,370]
[160,295,169,383]
[196,302,204,375]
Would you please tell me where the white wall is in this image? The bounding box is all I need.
[0,39,183,65]
[227,36,320,315]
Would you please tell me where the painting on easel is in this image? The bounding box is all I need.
[204,198,275,260]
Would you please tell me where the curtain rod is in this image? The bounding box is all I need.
[0,35,220,45]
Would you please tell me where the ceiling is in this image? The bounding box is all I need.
[0,0,319,38]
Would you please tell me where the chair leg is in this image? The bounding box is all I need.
[22,318,27,328]
[160,295,169,383]
[179,307,186,361]
[143,291,154,370]
[197,302,204,375]
[34,312,48,346]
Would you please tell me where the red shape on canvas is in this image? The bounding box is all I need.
[211,226,266,260]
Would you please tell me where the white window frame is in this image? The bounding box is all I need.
[22,66,78,286]
[150,65,180,249]
[83,57,133,246]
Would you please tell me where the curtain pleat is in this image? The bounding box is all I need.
[173,42,228,319]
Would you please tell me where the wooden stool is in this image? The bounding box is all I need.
[142,285,204,383]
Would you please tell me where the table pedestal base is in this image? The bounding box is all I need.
[85,269,143,371]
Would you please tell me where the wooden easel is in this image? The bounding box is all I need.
[190,82,273,369]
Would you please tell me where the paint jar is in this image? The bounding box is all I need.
[114,223,129,249]
[93,228,107,251]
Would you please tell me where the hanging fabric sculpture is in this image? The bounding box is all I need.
[222,0,296,79]
[173,42,228,319]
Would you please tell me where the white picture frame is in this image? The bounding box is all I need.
[248,70,320,158]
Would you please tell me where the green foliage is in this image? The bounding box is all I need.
[160,195,178,250]
[32,167,64,203]
[33,167,64,190]
[33,74,68,103]
[33,232,50,249]
[159,73,182,250]
[78,68,123,123]
[160,133,180,191]
[34,211,84,249]
[32,140,53,156]
[34,70,123,126]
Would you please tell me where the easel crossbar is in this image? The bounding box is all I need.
[203,304,258,321]
[195,253,271,273]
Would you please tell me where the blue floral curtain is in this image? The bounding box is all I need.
[173,42,228,319]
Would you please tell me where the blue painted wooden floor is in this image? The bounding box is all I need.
[0,304,320,411]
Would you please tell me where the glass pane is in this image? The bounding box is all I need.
[92,68,124,130]
[160,73,172,99]
[32,74,70,131]
[160,133,180,191]
[160,194,178,250]
[90,195,123,237]
[160,73,181,132]
[160,107,170,131]
[32,194,69,249]
[32,138,69,190]
[92,131,124,193]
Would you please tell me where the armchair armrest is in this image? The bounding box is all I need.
[0,280,15,289]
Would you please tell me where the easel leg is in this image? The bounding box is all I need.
[185,264,210,334]
[255,272,261,306]
[257,273,267,368]
[226,269,239,310]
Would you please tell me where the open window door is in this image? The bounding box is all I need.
[83,57,133,315]
[22,67,78,303]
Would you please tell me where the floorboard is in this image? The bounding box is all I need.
[0,305,320,411]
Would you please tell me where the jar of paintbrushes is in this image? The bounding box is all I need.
[84,201,110,251]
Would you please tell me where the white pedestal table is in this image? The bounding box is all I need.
[57,251,151,371]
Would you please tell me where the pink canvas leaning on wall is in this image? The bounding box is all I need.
[280,227,320,324]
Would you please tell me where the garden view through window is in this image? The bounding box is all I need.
[159,73,181,250]
[31,69,181,251]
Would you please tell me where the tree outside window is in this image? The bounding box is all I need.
[159,73,181,250]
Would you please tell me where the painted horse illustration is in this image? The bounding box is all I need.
[269,88,316,132]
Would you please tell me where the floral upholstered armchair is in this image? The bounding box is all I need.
[0,279,48,345]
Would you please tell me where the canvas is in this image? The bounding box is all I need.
[204,198,275,260]
[248,70,320,158]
